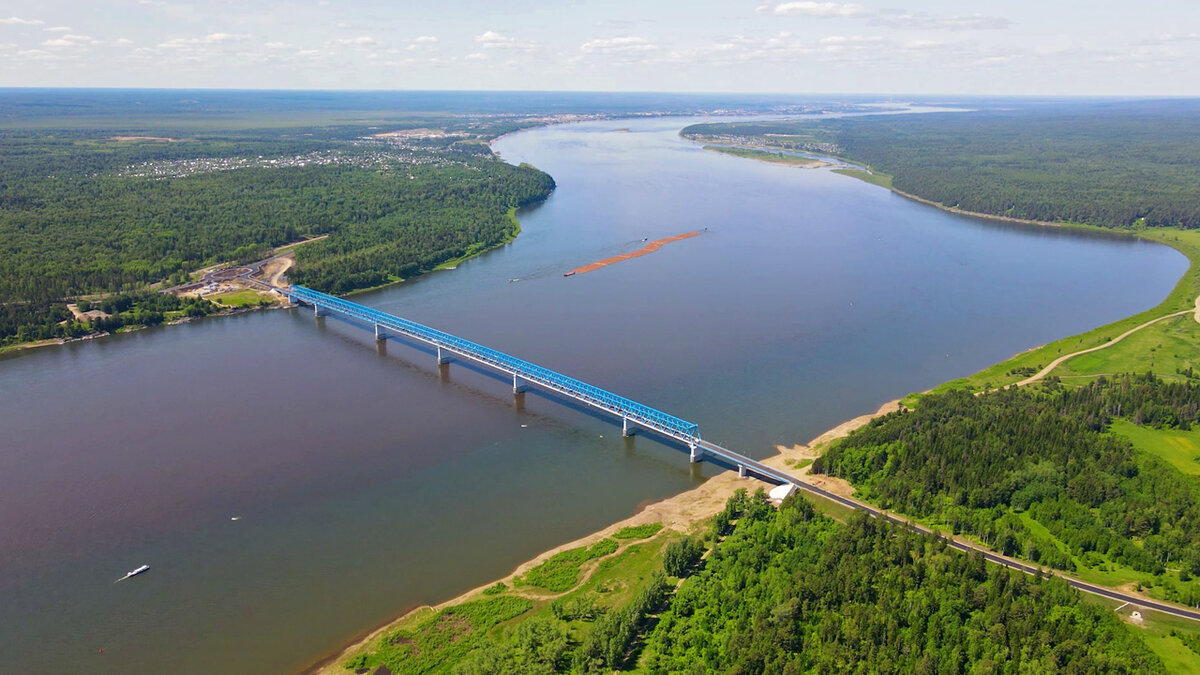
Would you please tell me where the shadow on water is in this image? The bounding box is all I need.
[300,307,720,474]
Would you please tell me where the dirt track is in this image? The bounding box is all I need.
[1015,299,1199,387]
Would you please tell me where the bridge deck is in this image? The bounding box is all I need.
[287,286,702,445]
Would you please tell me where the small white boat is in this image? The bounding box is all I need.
[114,564,150,583]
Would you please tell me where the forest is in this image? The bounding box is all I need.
[436,491,1168,674]
[0,119,553,344]
[0,291,217,347]
[682,100,1200,229]
[815,374,1200,605]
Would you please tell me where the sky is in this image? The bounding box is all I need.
[1,0,1198,95]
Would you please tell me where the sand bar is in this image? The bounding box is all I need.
[566,232,701,276]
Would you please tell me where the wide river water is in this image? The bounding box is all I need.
[0,116,1188,673]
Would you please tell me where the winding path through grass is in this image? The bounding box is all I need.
[1014,295,1200,387]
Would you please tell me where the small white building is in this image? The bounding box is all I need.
[768,483,797,504]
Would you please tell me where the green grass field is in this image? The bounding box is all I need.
[613,523,664,540]
[210,289,274,307]
[832,167,893,189]
[703,145,825,167]
[1109,419,1200,476]
[1084,594,1200,674]
[512,538,619,593]
[339,529,682,673]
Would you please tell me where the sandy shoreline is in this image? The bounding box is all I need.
[308,398,900,673]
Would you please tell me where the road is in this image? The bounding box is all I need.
[710,439,1200,623]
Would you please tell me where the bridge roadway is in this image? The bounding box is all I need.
[286,284,1200,624]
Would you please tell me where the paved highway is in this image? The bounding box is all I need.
[704,439,1200,623]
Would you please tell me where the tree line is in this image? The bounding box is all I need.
[816,374,1200,604]
[683,100,1200,229]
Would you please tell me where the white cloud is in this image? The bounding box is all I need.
[201,33,247,44]
[114,38,134,47]
[580,36,658,56]
[41,33,98,49]
[46,26,71,33]
[663,32,814,65]
[474,30,536,51]
[330,36,378,48]
[16,48,55,60]
[757,3,1010,31]
[820,34,882,45]
[0,16,45,25]
[757,2,870,18]
[1139,33,1200,46]
[465,52,488,61]
[872,11,1011,31]
[264,41,291,49]
[407,35,439,52]
[156,33,250,51]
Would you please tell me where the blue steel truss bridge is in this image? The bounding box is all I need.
[285,285,793,483]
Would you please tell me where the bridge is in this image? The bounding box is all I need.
[286,285,793,481]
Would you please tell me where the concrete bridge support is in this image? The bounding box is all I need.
[738,464,747,478]
[436,346,453,365]
[313,303,325,318]
[622,416,636,437]
[375,324,388,341]
[689,443,704,463]
[513,373,528,394]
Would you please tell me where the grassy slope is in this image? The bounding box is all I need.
[337,528,680,674]
[703,145,825,167]
[1109,419,1200,476]
[831,167,893,189]
[1084,593,1200,674]
[210,289,274,307]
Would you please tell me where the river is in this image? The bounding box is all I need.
[0,116,1187,674]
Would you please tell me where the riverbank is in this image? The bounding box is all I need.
[343,205,530,298]
[309,397,899,674]
[0,302,286,358]
[703,145,831,168]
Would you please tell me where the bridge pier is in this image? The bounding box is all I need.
[689,443,704,463]
[313,303,325,318]
[513,373,528,394]
[436,346,453,365]
[738,464,747,478]
[622,416,636,437]
[374,324,388,341]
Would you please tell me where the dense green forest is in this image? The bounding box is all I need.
[683,100,1200,229]
[0,120,553,344]
[816,374,1200,604]
[289,162,552,293]
[442,491,1165,673]
[643,494,1163,674]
